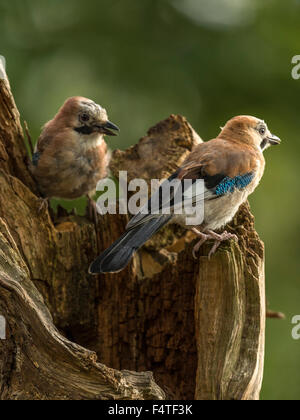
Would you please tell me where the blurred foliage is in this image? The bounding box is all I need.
[1,0,300,400]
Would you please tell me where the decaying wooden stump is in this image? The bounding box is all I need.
[0,59,265,400]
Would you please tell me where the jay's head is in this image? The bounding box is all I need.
[54,96,119,137]
[220,116,281,151]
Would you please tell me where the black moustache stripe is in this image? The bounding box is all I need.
[260,138,268,150]
[74,125,94,135]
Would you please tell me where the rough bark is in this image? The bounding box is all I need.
[0,59,266,400]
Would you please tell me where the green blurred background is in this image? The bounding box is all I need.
[1,0,299,400]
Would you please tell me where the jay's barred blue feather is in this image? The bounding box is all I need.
[215,173,255,196]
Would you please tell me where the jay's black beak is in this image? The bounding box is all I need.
[96,121,120,136]
[268,134,281,145]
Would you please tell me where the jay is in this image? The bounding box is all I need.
[31,96,119,215]
[89,115,281,274]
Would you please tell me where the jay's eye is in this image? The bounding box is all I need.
[80,113,90,122]
[259,127,266,136]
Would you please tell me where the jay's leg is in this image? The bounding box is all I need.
[191,228,210,259]
[205,230,238,258]
[192,228,238,259]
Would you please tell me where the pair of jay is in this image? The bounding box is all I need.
[31,97,281,274]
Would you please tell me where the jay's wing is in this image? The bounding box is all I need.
[126,171,198,229]
[127,139,258,230]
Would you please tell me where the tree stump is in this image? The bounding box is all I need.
[0,59,265,400]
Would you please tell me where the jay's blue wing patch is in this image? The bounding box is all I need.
[126,170,255,229]
[32,152,40,167]
[215,173,255,196]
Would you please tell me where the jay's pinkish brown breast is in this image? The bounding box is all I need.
[33,141,109,200]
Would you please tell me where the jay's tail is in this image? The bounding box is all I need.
[89,215,172,274]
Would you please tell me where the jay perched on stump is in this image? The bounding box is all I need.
[89,115,281,274]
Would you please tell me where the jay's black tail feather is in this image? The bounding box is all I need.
[89,215,172,274]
